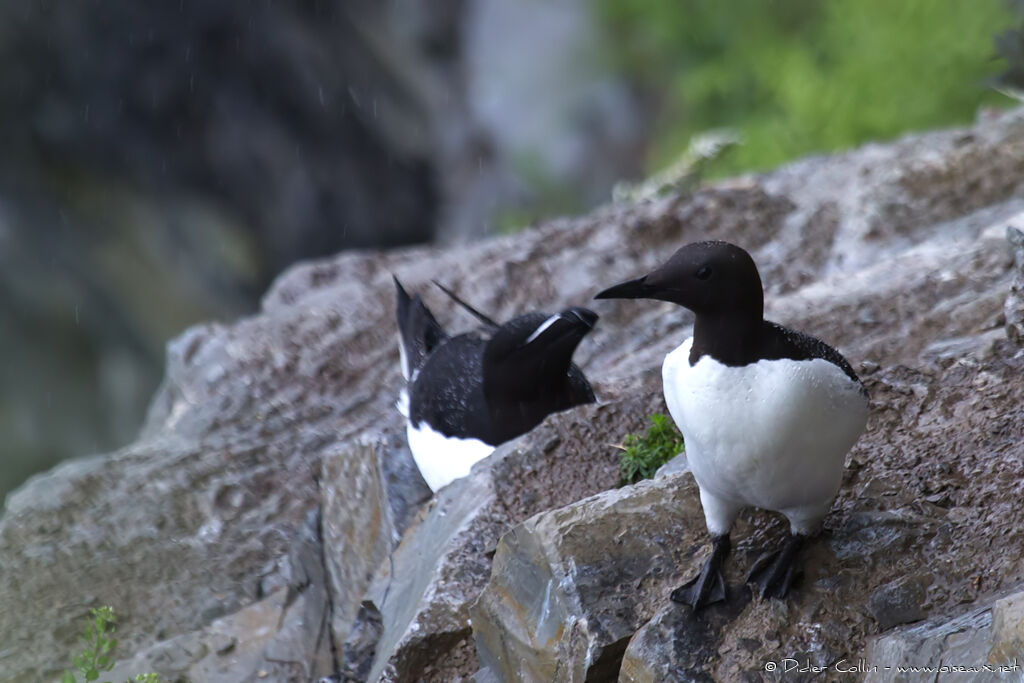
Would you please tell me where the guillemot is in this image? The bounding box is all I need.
[395,277,598,491]
[595,241,868,609]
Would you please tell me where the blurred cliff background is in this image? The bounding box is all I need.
[1,0,1020,500]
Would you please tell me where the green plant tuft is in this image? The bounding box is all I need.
[618,413,685,485]
[62,606,160,683]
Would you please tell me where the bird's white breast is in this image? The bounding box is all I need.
[663,337,868,528]
[406,420,495,492]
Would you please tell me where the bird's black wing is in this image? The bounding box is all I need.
[761,321,864,387]
[408,334,493,440]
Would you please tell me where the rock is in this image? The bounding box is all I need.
[864,605,997,682]
[471,667,503,683]
[102,509,334,682]
[339,601,384,682]
[471,472,707,682]
[362,455,497,683]
[1005,223,1024,347]
[319,435,430,657]
[358,396,657,683]
[211,634,237,656]
[618,597,752,683]
[988,591,1024,665]
[479,345,1024,680]
[620,349,1024,680]
[868,575,931,631]
[256,508,335,681]
[102,590,286,683]
[6,108,1024,682]
[0,254,409,680]
[655,453,690,478]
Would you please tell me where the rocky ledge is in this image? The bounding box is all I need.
[3,108,1024,682]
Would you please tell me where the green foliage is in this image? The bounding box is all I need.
[596,0,1015,175]
[62,607,159,683]
[619,413,685,485]
[994,1,1024,97]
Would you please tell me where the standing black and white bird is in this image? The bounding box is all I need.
[394,277,598,491]
[594,241,868,609]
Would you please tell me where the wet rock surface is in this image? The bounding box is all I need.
[862,588,1024,683]
[358,396,657,683]
[3,109,1024,681]
[471,473,707,682]
[319,435,431,660]
[101,509,335,682]
[1005,224,1024,347]
[868,575,930,631]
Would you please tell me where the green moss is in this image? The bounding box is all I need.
[619,413,685,485]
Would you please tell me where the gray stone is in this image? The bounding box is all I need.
[102,590,287,683]
[359,396,655,683]
[618,597,752,683]
[989,591,1024,666]
[7,108,1024,682]
[869,575,931,631]
[319,435,430,659]
[0,255,410,680]
[339,602,384,682]
[101,509,334,682]
[472,473,707,682]
[363,459,497,683]
[256,508,336,681]
[471,667,503,683]
[655,453,690,478]
[1005,223,1024,347]
[864,606,996,682]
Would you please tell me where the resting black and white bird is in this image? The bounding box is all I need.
[394,277,598,491]
[594,241,868,609]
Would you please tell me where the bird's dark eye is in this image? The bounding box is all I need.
[696,266,712,280]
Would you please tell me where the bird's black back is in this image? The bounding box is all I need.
[758,321,862,385]
[408,330,595,445]
[690,318,863,389]
[409,334,490,439]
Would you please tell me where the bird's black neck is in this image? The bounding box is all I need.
[689,312,765,366]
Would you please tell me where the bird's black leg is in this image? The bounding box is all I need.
[746,532,807,600]
[670,534,731,610]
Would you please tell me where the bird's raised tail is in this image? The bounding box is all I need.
[394,276,447,383]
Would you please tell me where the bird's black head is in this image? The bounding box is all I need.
[594,241,763,319]
[482,307,598,399]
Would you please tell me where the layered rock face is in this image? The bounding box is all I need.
[3,108,1024,682]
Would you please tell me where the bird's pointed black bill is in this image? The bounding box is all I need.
[594,276,652,301]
